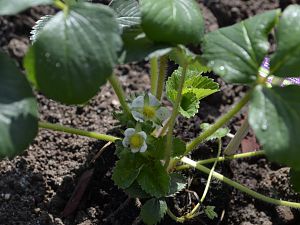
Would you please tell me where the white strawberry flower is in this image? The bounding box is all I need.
[122,128,147,153]
[130,93,169,125]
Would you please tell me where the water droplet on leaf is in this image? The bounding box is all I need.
[261,122,268,131]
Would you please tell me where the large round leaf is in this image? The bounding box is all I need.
[140,0,204,45]
[249,85,300,170]
[24,2,122,104]
[0,0,53,15]
[202,10,280,84]
[0,52,38,158]
[271,5,300,77]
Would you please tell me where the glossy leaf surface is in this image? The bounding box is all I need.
[25,3,122,104]
[121,27,171,63]
[271,5,300,77]
[140,0,204,44]
[0,52,38,158]
[202,10,280,84]
[249,85,300,170]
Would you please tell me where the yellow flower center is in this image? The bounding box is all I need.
[130,134,144,148]
[143,105,156,119]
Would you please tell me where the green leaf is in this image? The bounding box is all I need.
[112,151,145,189]
[179,92,199,118]
[166,67,219,118]
[147,136,185,159]
[121,27,172,63]
[204,206,218,220]
[290,169,300,193]
[271,5,300,77]
[30,15,53,43]
[110,0,140,30]
[249,85,300,170]
[168,173,187,196]
[147,136,165,160]
[124,181,150,198]
[140,0,204,45]
[0,0,53,15]
[0,52,38,158]
[202,10,280,84]
[24,3,122,104]
[200,123,230,141]
[172,137,186,157]
[140,198,167,225]
[137,161,170,198]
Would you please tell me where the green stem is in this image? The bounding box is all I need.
[164,64,188,169]
[186,139,223,218]
[108,74,131,117]
[156,55,168,100]
[166,209,185,223]
[181,156,300,209]
[150,57,159,95]
[176,150,265,170]
[158,117,171,136]
[38,122,120,142]
[54,0,66,10]
[186,91,252,154]
[224,116,250,155]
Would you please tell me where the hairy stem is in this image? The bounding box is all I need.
[156,55,168,100]
[224,117,250,155]
[164,64,188,169]
[38,122,120,142]
[181,157,300,209]
[176,150,265,170]
[150,57,159,95]
[186,91,252,154]
[108,74,131,117]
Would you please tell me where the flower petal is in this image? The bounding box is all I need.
[131,95,144,108]
[131,147,140,153]
[137,131,147,140]
[132,111,144,122]
[139,142,147,153]
[156,107,170,122]
[122,136,130,147]
[124,128,136,137]
[148,93,160,107]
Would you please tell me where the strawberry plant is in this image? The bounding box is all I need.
[1,0,300,224]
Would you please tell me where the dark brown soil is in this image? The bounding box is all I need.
[1,1,300,225]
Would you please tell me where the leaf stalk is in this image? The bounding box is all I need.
[108,73,132,117]
[186,90,252,154]
[181,156,300,209]
[164,64,188,169]
[38,122,120,142]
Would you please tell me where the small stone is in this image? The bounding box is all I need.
[111,99,119,107]
[4,193,11,200]
[241,222,253,225]
[276,206,294,223]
